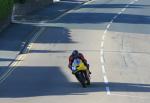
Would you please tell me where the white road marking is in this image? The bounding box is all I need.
[100,49,104,55]
[107,24,111,29]
[101,41,104,48]
[102,35,106,41]
[0,54,25,84]
[121,8,126,12]
[130,1,135,4]
[23,27,46,53]
[104,75,109,84]
[12,0,96,24]
[106,86,111,95]
[101,56,104,64]
[102,65,106,74]
[100,0,139,95]
[113,15,118,20]
[0,28,45,84]
[118,11,122,15]
[104,30,107,34]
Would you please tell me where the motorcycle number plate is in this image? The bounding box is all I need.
[71,67,76,71]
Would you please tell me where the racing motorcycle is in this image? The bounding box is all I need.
[71,58,91,88]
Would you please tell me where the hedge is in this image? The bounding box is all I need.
[0,0,14,21]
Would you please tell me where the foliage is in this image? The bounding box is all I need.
[0,0,14,20]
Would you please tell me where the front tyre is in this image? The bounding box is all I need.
[75,72,86,88]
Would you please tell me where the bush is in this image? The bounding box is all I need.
[0,0,14,21]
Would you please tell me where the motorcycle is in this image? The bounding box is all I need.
[71,58,91,88]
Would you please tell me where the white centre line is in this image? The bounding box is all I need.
[100,0,139,95]
[106,86,111,95]
[104,75,109,84]
[101,41,104,48]
[102,35,106,41]
[100,56,104,64]
[100,49,104,56]
[102,65,106,74]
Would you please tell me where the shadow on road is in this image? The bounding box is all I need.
[53,13,150,24]
[81,4,150,8]
[0,66,149,98]
[0,24,35,51]
[0,26,73,76]
[34,27,75,44]
[15,3,150,25]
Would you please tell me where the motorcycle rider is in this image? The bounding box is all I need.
[68,50,91,74]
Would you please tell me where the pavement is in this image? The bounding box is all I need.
[14,0,89,23]
[0,0,89,77]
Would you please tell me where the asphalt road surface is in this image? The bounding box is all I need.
[0,0,150,103]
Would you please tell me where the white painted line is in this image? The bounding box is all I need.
[0,27,46,84]
[113,15,118,20]
[12,0,96,24]
[130,1,135,4]
[104,30,107,34]
[102,65,106,74]
[100,49,104,55]
[118,11,122,15]
[104,75,108,84]
[101,56,104,64]
[121,8,126,12]
[106,86,111,95]
[102,35,106,41]
[51,0,96,22]
[101,41,104,48]
[106,24,111,29]
[100,0,139,96]
[110,19,114,24]
[0,54,25,84]
[23,27,46,53]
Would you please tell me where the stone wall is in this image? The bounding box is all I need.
[14,0,53,15]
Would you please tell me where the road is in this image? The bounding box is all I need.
[0,0,150,103]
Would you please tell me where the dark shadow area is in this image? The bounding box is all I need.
[34,27,75,43]
[0,66,104,98]
[14,3,150,25]
[0,66,149,98]
[0,23,36,51]
[29,50,67,53]
[0,26,74,80]
[53,13,150,24]
[28,49,100,54]
[109,82,150,92]
[81,4,150,8]
[0,58,15,62]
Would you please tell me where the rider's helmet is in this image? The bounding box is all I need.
[72,50,79,58]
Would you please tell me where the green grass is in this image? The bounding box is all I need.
[0,0,14,21]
